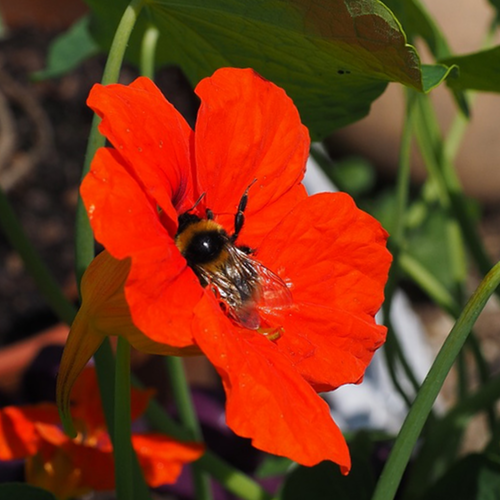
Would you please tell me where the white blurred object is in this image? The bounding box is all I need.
[305,145,436,434]
[304,145,338,195]
[328,291,435,434]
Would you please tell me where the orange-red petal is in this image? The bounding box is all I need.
[62,438,115,492]
[82,147,178,256]
[256,192,391,390]
[35,421,202,490]
[81,148,203,348]
[132,434,204,487]
[0,404,60,460]
[35,420,115,492]
[194,68,309,243]
[193,294,351,472]
[87,77,194,215]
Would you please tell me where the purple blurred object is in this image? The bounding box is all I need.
[157,387,281,499]
[0,460,24,483]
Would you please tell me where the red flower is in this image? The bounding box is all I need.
[58,68,391,473]
[0,368,203,499]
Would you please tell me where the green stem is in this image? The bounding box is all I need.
[399,251,460,316]
[0,188,77,326]
[75,0,145,282]
[114,337,134,500]
[391,89,415,246]
[94,340,116,435]
[145,395,274,500]
[198,452,275,500]
[165,357,213,500]
[413,93,496,422]
[72,1,151,497]
[371,260,500,500]
[414,94,497,296]
[96,342,153,500]
[382,89,421,403]
[140,24,160,79]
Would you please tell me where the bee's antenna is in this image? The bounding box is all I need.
[232,179,257,242]
[187,192,206,212]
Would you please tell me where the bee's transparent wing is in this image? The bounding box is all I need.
[201,245,292,330]
[252,261,293,312]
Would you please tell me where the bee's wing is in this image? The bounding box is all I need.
[252,260,293,312]
[201,245,292,330]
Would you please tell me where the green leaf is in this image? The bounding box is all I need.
[381,1,468,112]
[421,63,458,93]
[419,454,500,500]
[85,0,452,139]
[382,0,451,58]
[0,484,58,500]
[486,0,500,22]
[478,462,500,500]
[440,46,500,92]
[403,374,500,498]
[32,16,99,81]
[279,461,372,500]
[366,188,478,298]
[255,456,294,479]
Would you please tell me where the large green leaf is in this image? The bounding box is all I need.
[86,0,452,138]
[440,46,500,92]
[0,484,57,500]
[382,0,468,114]
[382,0,451,59]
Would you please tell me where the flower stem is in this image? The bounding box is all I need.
[198,451,275,500]
[114,337,134,500]
[74,0,144,444]
[0,188,77,325]
[414,94,497,297]
[145,394,274,500]
[165,357,213,500]
[140,24,160,79]
[96,343,152,500]
[382,89,421,404]
[371,260,500,500]
[75,0,144,282]
[72,1,149,498]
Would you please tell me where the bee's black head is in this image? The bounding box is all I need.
[176,212,202,236]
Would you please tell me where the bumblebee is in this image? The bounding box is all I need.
[175,183,292,330]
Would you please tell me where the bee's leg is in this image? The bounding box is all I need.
[206,208,214,220]
[231,179,257,242]
[238,245,254,255]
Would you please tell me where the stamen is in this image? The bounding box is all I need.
[257,326,283,341]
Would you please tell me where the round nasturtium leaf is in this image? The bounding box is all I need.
[86,0,452,138]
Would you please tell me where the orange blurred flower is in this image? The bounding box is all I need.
[58,68,391,473]
[1,368,202,499]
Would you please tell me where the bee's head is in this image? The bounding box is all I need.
[176,212,202,237]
